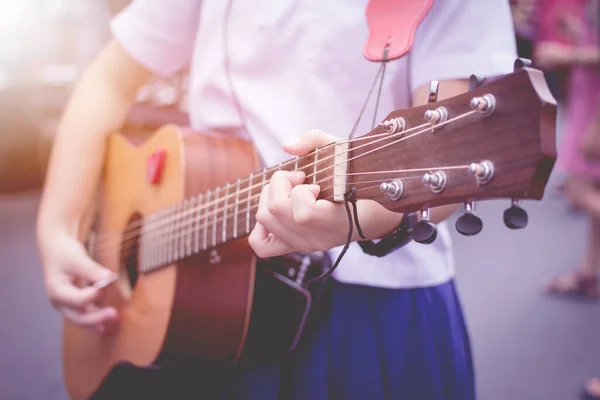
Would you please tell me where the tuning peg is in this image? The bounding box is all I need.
[469,74,484,91]
[422,171,447,193]
[503,199,528,229]
[379,117,406,134]
[514,58,532,70]
[455,201,483,236]
[413,208,438,244]
[428,80,440,103]
[380,179,404,201]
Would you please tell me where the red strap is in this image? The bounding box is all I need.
[364,0,434,62]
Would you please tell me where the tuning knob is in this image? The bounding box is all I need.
[455,201,483,236]
[413,208,437,244]
[503,199,528,229]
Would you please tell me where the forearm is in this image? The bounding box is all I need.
[534,41,600,69]
[37,40,152,245]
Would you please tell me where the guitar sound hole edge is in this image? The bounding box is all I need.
[119,212,142,298]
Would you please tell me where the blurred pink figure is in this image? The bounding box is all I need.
[535,1,600,397]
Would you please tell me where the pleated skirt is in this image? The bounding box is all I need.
[94,279,475,400]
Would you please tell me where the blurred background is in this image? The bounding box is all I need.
[2,0,600,399]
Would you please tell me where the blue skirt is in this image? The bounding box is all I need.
[95,279,475,400]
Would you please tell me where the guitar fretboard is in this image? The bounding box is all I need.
[127,145,337,273]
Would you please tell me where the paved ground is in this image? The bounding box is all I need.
[0,183,598,400]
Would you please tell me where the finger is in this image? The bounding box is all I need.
[256,183,288,236]
[248,222,294,258]
[268,171,305,218]
[282,129,340,156]
[85,303,121,334]
[48,279,102,311]
[291,184,348,234]
[256,183,315,252]
[66,244,118,285]
[289,184,321,226]
[61,305,119,332]
[290,184,345,237]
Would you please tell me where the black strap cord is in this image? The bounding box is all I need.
[306,48,389,288]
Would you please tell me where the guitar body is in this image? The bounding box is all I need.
[63,125,323,400]
[60,66,557,400]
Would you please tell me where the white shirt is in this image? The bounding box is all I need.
[112,0,518,288]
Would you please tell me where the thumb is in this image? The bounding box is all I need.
[71,243,118,285]
[282,129,340,156]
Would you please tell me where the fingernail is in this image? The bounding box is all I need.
[292,171,305,179]
[92,274,118,289]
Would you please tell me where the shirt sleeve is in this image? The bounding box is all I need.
[409,0,519,94]
[110,0,202,77]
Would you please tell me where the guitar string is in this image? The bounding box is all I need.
[98,162,474,256]
[93,107,473,242]
[97,118,431,239]
[101,176,426,269]
[90,162,473,261]
[89,109,477,249]
[135,181,392,274]
[89,110,478,254]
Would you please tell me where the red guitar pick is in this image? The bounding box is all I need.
[146,148,167,185]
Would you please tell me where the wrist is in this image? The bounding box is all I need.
[352,200,404,241]
[36,215,74,252]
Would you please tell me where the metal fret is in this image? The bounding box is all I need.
[157,210,164,267]
[222,183,230,243]
[160,208,168,266]
[166,205,175,263]
[294,156,299,171]
[181,199,188,258]
[172,202,181,262]
[313,148,318,184]
[203,190,210,250]
[186,197,194,256]
[193,194,202,253]
[178,201,186,260]
[233,178,240,239]
[246,173,253,234]
[212,186,219,247]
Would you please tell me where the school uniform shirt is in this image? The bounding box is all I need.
[111,0,518,289]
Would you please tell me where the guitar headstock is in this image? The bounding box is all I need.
[347,62,556,235]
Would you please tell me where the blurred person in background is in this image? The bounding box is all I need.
[535,0,600,306]
[534,0,600,397]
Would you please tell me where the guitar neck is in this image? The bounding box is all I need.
[107,67,557,274]
[134,145,338,272]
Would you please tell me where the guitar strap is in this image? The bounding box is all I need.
[222,0,436,283]
[307,1,435,285]
[364,0,434,62]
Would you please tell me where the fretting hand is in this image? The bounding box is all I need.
[248,130,403,258]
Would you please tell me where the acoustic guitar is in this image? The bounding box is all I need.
[63,64,556,399]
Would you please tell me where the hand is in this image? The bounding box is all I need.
[40,233,120,335]
[248,130,351,258]
[248,130,403,258]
